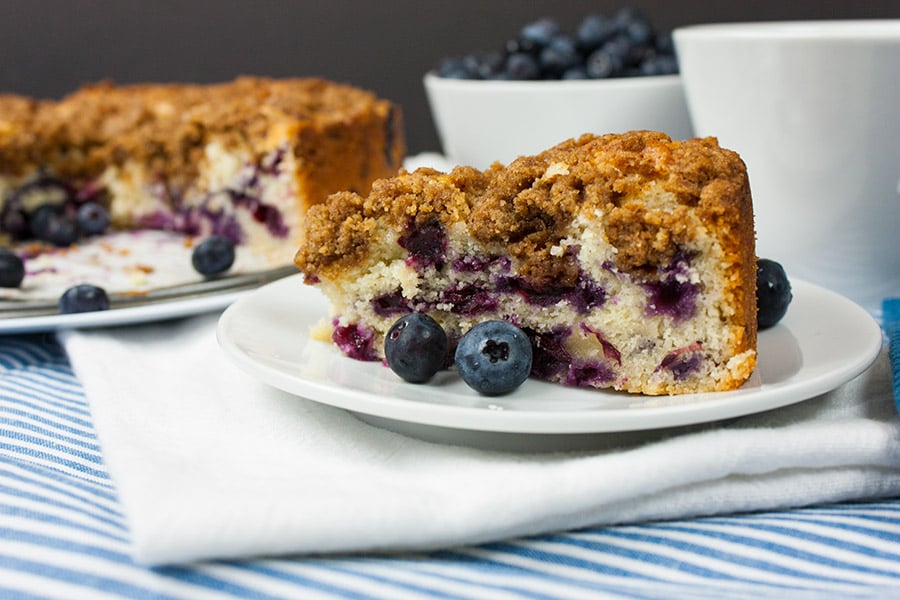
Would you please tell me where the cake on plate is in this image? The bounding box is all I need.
[295,131,757,395]
[0,77,404,265]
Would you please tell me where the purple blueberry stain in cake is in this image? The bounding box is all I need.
[229,190,289,238]
[372,289,413,317]
[210,215,244,245]
[332,319,379,362]
[399,219,447,270]
[565,361,616,387]
[569,271,607,313]
[643,252,700,322]
[496,269,605,313]
[657,342,704,380]
[258,146,286,176]
[526,325,622,388]
[439,283,499,316]
[452,254,510,274]
[580,323,622,365]
[525,326,573,380]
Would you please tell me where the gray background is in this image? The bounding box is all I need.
[0,0,896,155]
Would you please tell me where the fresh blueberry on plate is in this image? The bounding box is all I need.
[757,258,792,329]
[192,235,235,276]
[385,313,448,383]
[59,284,110,314]
[455,320,533,395]
[0,248,25,288]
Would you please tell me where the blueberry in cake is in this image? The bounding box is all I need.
[295,131,757,395]
[0,77,404,264]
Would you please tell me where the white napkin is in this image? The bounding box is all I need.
[60,312,900,566]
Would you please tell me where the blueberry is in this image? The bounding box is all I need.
[384,313,448,383]
[757,258,793,329]
[561,66,589,80]
[76,202,110,236]
[29,205,64,240]
[639,55,679,76]
[622,16,654,47]
[455,320,533,396]
[505,52,541,80]
[191,235,235,276]
[59,284,110,313]
[436,56,475,79]
[586,49,624,79]
[38,211,79,247]
[0,248,25,288]
[0,208,29,240]
[467,50,506,79]
[654,31,676,56]
[539,35,581,77]
[576,14,617,53]
[519,18,560,49]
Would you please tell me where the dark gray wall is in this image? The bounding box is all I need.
[0,1,896,154]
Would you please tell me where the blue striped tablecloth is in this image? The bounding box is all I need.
[2,333,900,599]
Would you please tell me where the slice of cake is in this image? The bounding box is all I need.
[0,77,404,265]
[295,131,757,395]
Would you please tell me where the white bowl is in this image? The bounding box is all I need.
[674,20,900,314]
[423,72,694,169]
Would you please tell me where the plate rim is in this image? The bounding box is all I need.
[0,290,247,335]
[216,275,884,434]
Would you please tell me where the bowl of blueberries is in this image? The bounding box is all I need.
[425,9,693,169]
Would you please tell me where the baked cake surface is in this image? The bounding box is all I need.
[0,77,404,265]
[295,131,757,395]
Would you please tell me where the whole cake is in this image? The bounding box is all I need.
[0,77,404,264]
[295,131,758,395]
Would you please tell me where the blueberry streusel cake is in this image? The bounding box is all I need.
[295,131,757,395]
[0,77,404,264]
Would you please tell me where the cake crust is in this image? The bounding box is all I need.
[296,131,758,395]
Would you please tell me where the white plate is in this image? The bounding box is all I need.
[1,289,245,334]
[0,267,296,334]
[217,275,883,438]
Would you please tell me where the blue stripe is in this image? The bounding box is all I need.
[320,555,630,600]
[0,379,90,415]
[227,562,369,599]
[1,420,101,451]
[0,396,94,429]
[326,556,563,600]
[0,442,108,479]
[0,407,98,440]
[0,431,103,464]
[1,526,133,564]
[0,585,65,600]
[0,456,116,499]
[434,548,671,600]
[0,502,129,544]
[0,482,126,536]
[704,511,900,546]
[153,565,299,600]
[321,560,482,600]
[0,554,175,600]
[0,345,63,369]
[0,466,120,517]
[650,522,900,578]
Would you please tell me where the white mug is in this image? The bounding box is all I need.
[674,20,900,315]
